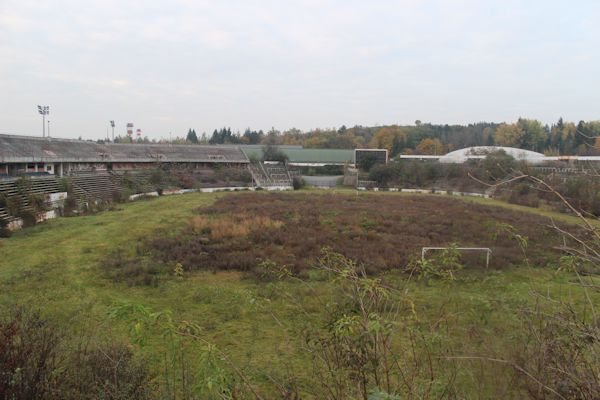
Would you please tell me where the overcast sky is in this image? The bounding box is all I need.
[1,0,599,140]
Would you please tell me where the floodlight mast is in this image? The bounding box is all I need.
[37,105,49,137]
[110,120,115,142]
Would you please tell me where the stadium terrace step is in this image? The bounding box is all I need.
[71,172,119,204]
[247,162,293,187]
[0,175,62,221]
[108,170,155,194]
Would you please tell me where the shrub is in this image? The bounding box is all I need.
[507,183,540,208]
[0,218,10,238]
[0,305,156,400]
[5,195,23,216]
[62,194,79,215]
[178,174,196,189]
[119,172,136,191]
[214,167,253,184]
[100,248,166,286]
[292,176,306,190]
[111,188,128,203]
[17,209,37,227]
[0,306,62,400]
[58,177,73,193]
[368,163,402,187]
[27,193,47,214]
[495,174,600,216]
[262,145,288,162]
[410,245,464,281]
[306,248,457,398]
[61,342,157,400]
[252,259,292,282]
[15,176,32,195]
[511,301,600,399]
[149,168,165,186]
[481,150,516,180]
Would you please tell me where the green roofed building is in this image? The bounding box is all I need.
[239,145,354,166]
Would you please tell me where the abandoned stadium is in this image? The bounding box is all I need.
[2,133,598,231]
[0,134,285,229]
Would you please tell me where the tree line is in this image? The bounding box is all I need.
[110,118,600,156]
[198,119,600,156]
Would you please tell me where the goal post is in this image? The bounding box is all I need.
[421,247,492,269]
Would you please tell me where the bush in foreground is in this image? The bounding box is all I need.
[0,306,62,399]
[0,305,156,400]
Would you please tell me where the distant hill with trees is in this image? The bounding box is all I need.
[202,118,600,156]
[112,118,600,156]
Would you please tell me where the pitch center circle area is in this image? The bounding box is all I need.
[144,192,570,274]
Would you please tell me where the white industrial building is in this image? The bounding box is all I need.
[399,146,600,164]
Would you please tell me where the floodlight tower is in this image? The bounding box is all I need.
[37,105,49,137]
[110,120,115,142]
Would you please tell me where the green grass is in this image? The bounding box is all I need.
[0,191,596,398]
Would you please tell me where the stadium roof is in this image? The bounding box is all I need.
[0,134,249,164]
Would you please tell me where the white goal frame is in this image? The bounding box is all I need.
[421,247,492,269]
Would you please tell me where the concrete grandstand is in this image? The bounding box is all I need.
[0,134,249,176]
[0,134,275,229]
